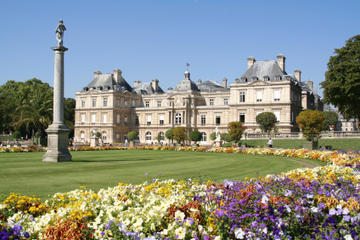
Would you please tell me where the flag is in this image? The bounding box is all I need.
[186,63,190,67]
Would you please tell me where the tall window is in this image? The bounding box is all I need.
[135,116,139,126]
[201,115,206,125]
[159,132,165,141]
[175,113,182,125]
[117,114,120,124]
[102,131,107,141]
[216,116,221,125]
[124,100,128,107]
[157,100,162,107]
[81,99,86,108]
[239,92,245,102]
[132,100,136,107]
[145,100,150,107]
[103,98,108,107]
[116,99,121,107]
[240,113,245,123]
[159,114,164,125]
[92,98,97,107]
[256,91,263,102]
[224,98,228,105]
[91,113,96,123]
[146,132,152,141]
[209,99,214,106]
[124,115,128,123]
[274,89,280,101]
[80,131,85,139]
[103,113,107,123]
[201,132,207,142]
[81,113,85,123]
[147,115,152,125]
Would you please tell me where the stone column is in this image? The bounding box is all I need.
[43,45,72,162]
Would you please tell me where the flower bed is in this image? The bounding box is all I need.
[0,165,359,239]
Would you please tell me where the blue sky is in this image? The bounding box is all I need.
[1,0,359,98]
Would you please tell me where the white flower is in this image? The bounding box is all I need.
[175,210,185,222]
[344,235,353,240]
[261,195,269,204]
[311,207,319,213]
[234,228,245,239]
[329,208,336,216]
[343,208,350,215]
[262,227,268,234]
[175,226,186,239]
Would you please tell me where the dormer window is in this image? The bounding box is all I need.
[263,76,270,81]
[252,76,258,82]
[240,77,247,83]
[275,75,282,81]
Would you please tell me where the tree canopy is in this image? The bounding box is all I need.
[173,127,186,145]
[165,128,174,143]
[323,111,339,130]
[189,130,202,143]
[296,110,325,142]
[127,131,138,141]
[228,121,245,143]
[321,35,360,120]
[0,79,75,144]
[256,112,277,134]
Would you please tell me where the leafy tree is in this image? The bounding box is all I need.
[323,111,339,130]
[189,130,202,144]
[64,98,76,138]
[127,131,138,142]
[156,132,164,143]
[173,127,186,145]
[210,132,216,141]
[165,128,174,143]
[296,110,325,148]
[228,122,244,144]
[221,133,232,143]
[321,35,360,120]
[256,112,277,135]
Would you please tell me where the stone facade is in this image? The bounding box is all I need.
[74,55,322,145]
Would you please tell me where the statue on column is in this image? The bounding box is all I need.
[215,126,221,141]
[55,19,66,46]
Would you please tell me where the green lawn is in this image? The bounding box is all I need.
[239,138,360,150]
[0,150,322,201]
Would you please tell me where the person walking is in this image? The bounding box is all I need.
[267,138,273,148]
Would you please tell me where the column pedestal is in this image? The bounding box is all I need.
[43,124,72,162]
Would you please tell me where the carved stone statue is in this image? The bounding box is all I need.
[215,126,221,141]
[55,19,66,46]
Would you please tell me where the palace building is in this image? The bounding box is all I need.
[74,54,323,144]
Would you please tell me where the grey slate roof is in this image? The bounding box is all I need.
[133,82,164,95]
[175,71,199,91]
[198,80,228,92]
[84,74,133,92]
[239,60,286,82]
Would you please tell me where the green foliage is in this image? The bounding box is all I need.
[127,131,138,141]
[210,132,216,141]
[0,79,75,144]
[323,111,339,130]
[296,110,325,142]
[156,132,164,142]
[12,131,22,140]
[228,121,245,143]
[189,130,202,143]
[165,128,174,143]
[220,133,232,143]
[256,112,277,134]
[321,35,360,120]
[173,127,186,144]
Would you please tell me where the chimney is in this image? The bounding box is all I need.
[94,70,102,78]
[306,80,313,90]
[222,77,228,88]
[113,68,122,82]
[152,78,159,92]
[197,79,202,85]
[294,69,301,82]
[247,56,256,69]
[277,54,286,73]
[134,80,141,87]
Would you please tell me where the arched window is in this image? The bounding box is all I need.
[102,131,107,140]
[201,132,207,142]
[159,132,165,141]
[80,131,85,139]
[146,132,152,141]
[175,113,182,125]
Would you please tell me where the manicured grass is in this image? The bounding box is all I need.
[239,138,360,150]
[0,150,322,201]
